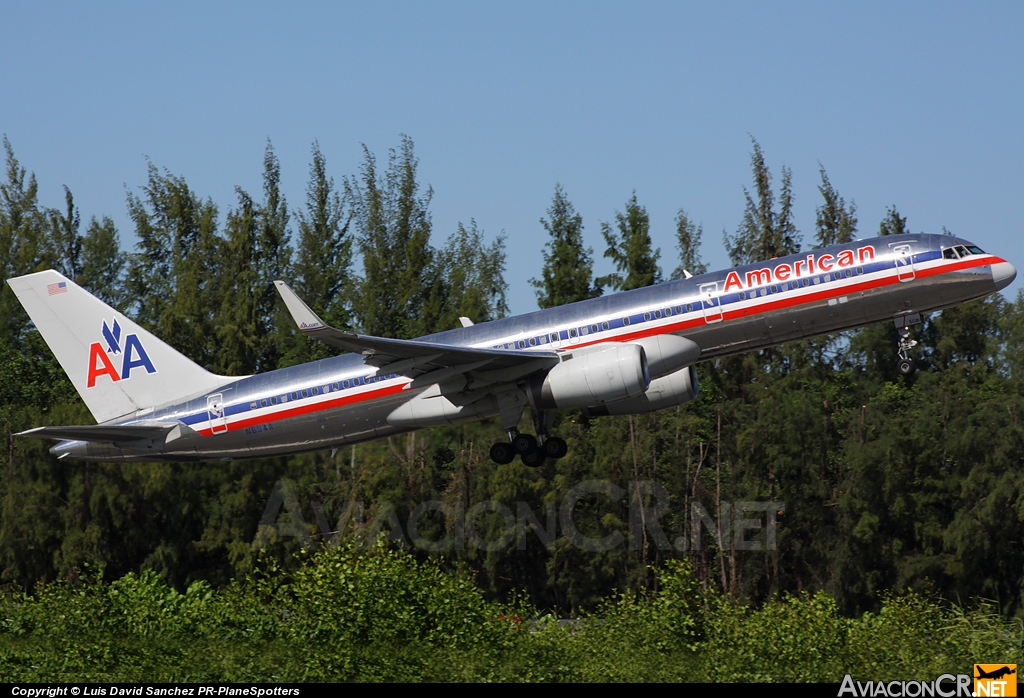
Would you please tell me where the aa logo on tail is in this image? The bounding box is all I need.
[86,319,157,388]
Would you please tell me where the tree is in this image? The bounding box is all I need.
[49,186,81,280]
[78,216,125,308]
[671,208,707,279]
[724,137,800,265]
[531,184,601,309]
[420,220,509,331]
[0,136,50,348]
[254,140,292,372]
[814,166,857,247]
[294,141,350,330]
[597,192,660,291]
[348,136,434,339]
[879,205,908,236]
[124,162,223,367]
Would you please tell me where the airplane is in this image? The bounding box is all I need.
[5,233,1016,466]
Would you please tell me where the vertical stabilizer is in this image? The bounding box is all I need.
[6,270,231,422]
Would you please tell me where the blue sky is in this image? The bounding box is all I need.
[2,2,1021,316]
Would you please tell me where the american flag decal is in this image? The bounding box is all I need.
[47,281,67,295]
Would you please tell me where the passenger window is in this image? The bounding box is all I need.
[856,267,863,275]
[664,307,673,317]
[602,321,610,330]
[686,303,693,312]
[674,305,683,314]
[654,310,662,319]
[332,383,340,390]
[569,328,578,338]
[529,337,537,346]
[760,288,767,296]
[271,397,278,405]
[739,292,746,300]
[550,332,559,342]
[644,312,651,321]
[622,317,630,326]
[260,399,267,408]
[590,324,598,333]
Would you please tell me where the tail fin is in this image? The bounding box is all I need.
[6,270,231,423]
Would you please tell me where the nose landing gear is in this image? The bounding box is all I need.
[895,313,921,376]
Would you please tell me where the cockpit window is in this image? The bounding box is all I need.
[955,245,970,257]
[943,247,960,260]
[967,245,985,255]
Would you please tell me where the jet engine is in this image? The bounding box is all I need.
[585,364,699,416]
[526,343,649,409]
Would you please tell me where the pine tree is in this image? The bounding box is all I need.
[420,220,509,331]
[597,191,661,291]
[814,166,857,247]
[879,205,908,236]
[78,216,125,308]
[294,141,350,329]
[0,137,50,348]
[348,135,434,339]
[724,137,800,265]
[255,140,292,371]
[49,186,81,280]
[125,162,222,367]
[216,188,260,375]
[531,184,601,309]
[671,208,707,279]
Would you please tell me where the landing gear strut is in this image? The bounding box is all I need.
[895,314,920,376]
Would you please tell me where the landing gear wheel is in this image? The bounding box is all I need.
[521,450,545,467]
[489,442,515,465]
[512,433,538,455]
[542,437,568,459]
[897,358,916,376]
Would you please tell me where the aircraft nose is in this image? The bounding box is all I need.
[992,261,1017,291]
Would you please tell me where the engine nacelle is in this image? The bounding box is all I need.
[631,334,701,379]
[527,343,649,409]
[586,364,699,416]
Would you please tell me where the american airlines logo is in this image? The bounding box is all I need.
[724,245,877,292]
[86,319,157,388]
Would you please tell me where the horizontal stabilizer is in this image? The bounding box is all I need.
[17,423,180,443]
[274,281,559,374]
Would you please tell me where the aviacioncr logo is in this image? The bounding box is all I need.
[86,319,157,388]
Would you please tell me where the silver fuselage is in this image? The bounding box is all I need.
[55,234,1011,461]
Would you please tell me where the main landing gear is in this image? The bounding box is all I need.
[489,430,568,466]
[895,313,921,376]
[489,406,568,466]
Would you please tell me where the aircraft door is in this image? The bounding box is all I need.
[207,393,228,435]
[894,244,916,282]
[700,282,723,324]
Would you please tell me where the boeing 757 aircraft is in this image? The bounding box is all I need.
[6,233,1016,465]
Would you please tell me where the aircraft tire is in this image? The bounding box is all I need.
[521,450,545,467]
[490,442,516,465]
[543,437,568,459]
[512,433,538,455]
[897,358,916,376]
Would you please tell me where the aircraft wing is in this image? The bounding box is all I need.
[17,423,181,443]
[274,281,560,376]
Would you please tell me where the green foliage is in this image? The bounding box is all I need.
[597,191,661,291]
[880,205,909,236]
[671,207,707,279]
[815,165,858,247]
[531,183,602,308]
[725,136,801,266]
